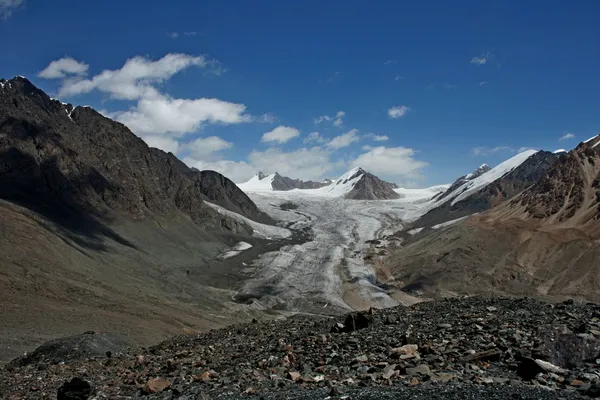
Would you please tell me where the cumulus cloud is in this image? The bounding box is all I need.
[559,132,576,141]
[351,146,427,180]
[304,132,328,144]
[314,110,345,127]
[42,53,221,99]
[185,146,338,183]
[261,126,300,144]
[39,53,256,146]
[111,95,251,137]
[38,57,89,79]
[143,136,181,154]
[0,0,24,18]
[387,105,409,119]
[186,136,233,159]
[365,133,389,142]
[327,129,360,149]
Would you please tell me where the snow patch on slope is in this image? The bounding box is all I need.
[553,149,567,154]
[394,185,450,203]
[220,241,253,259]
[204,201,291,239]
[445,150,538,206]
[237,173,276,192]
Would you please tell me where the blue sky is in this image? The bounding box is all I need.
[1,0,599,186]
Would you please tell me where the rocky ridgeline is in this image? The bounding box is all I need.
[3,297,600,399]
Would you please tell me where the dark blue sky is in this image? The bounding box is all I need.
[1,0,598,185]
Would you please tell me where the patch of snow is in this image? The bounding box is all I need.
[204,201,291,239]
[237,173,276,192]
[553,149,567,154]
[394,185,449,203]
[408,227,424,235]
[448,150,537,206]
[594,141,600,149]
[584,135,598,143]
[220,241,253,259]
[431,215,470,229]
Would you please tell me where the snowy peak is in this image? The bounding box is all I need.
[323,167,399,200]
[238,172,333,192]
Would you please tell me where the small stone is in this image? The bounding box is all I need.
[571,379,585,386]
[405,364,430,376]
[354,355,368,363]
[432,373,456,383]
[288,371,301,382]
[391,344,418,357]
[145,378,171,394]
[57,377,92,400]
[408,377,420,386]
[437,323,452,329]
[243,387,256,394]
[486,306,497,312]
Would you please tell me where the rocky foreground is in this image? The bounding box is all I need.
[3,297,600,399]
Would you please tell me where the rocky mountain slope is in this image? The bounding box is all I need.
[0,76,285,361]
[414,151,558,228]
[344,168,400,200]
[382,138,600,301]
[3,297,600,399]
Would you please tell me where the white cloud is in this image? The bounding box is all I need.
[185,146,338,183]
[327,129,360,149]
[443,83,457,89]
[351,146,427,180]
[261,125,300,144]
[365,133,389,142]
[43,53,222,100]
[394,75,404,81]
[38,57,89,79]
[387,105,409,119]
[384,60,397,65]
[186,136,233,159]
[40,54,255,141]
[167,32,179,39]
[304,131,328,144]
[256,113,277,124]
[143,135,181,154]
[184,31,201,36]
[112,94,251,136]
[471,52,492,66]
[314,110,345,127]
[479,81,488,86]
[0,0,24,18]
[470,146,515,156]
[559,132,576,141]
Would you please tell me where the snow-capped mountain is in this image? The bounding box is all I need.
[238,167,401,200]
[412,149,560,227]
[237,172,333,192]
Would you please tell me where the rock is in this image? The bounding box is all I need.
[458,349,502,363]
[391,344,418,357]
[353,355,368,363]
[57,377,92,400]
[534,359,567,375]
[517,358,568,381]
[288,371,301,382]
[405,365,431,376]
[534,324,600,368]
[437,323,452,329]
[145,378,172,393]
[344,312,373,332]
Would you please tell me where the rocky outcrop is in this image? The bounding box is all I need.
[435,164,491,201]
[344,168,400,200]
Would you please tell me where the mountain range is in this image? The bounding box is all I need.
[2,75,600,367]
[238,167,400,200]
[381,137,600,302]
